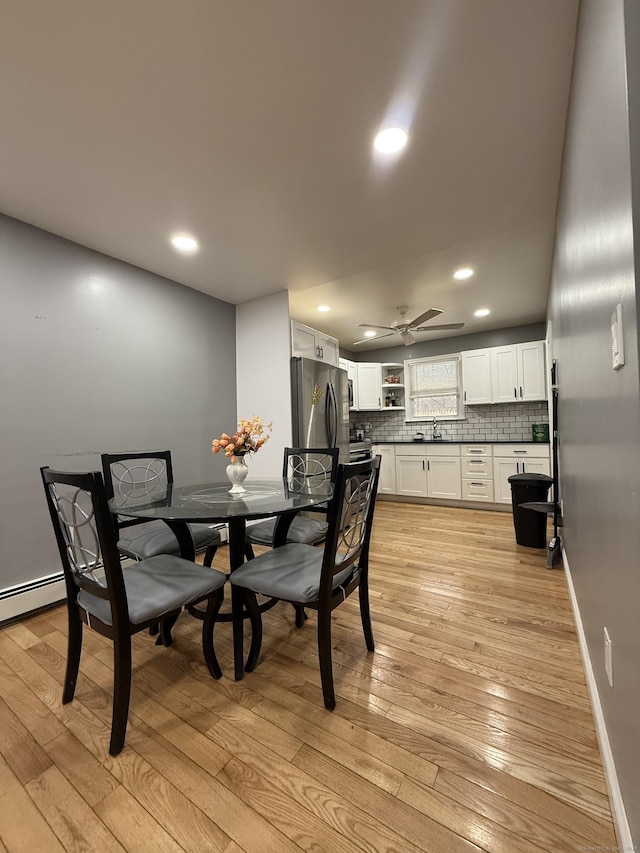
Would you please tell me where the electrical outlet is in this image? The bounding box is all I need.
[604,627,613,687]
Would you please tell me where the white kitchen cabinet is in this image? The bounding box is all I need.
[372,444,396,494]
[291,320,339,366]
[356,362,383,410]
[490,342,546,403]
[428,454,462,499]
[461,349,493,405]
[492,444,551,503]
[395,444,461,499]
[395,453,428,497]
[462,341,546,405]
[339,358,359,409]
[460,444,494,502]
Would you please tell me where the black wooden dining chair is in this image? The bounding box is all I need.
[102,451,222,566]
[41,466,227,756]
[244,447,339,559]
[231,456,380,710]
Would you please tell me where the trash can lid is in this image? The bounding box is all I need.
[507,472,553,485]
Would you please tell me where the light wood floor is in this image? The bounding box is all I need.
[0,502,617,852]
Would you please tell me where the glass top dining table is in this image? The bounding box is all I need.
[109,477,333,680]
[108,477,334,564]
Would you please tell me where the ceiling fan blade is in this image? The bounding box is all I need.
[411,322,465,332]
[352,332,396,345]
[400,329,415,346]
[356,323,397,331]
[409,308,444,327]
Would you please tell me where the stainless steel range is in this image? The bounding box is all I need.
[349,438,372,462]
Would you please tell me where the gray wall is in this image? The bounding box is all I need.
[547,0,640,841]
[0,214,237,591]
[341,322,546,363]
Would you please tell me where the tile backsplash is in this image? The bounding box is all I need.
[351,402,549,443]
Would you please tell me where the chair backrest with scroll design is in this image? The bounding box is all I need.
[101,451,172,531]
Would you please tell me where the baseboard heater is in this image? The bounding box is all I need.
[0,573,66,626]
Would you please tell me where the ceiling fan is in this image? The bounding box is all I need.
[353,306,465,346]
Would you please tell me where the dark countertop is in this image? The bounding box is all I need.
[370,439,550,445]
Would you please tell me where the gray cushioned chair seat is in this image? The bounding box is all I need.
[246,516,328,546]
[78,555,226,626]
[117,520,221,560]
[230,543,353,604]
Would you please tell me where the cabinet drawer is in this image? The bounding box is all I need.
[395,445,427,457]
[492,444,549,459]
[462,478,494,502]
[461,444,491,457]
[461,457,493,478]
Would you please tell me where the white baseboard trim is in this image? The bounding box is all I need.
[562,547,634,851]
[0,574,65,625]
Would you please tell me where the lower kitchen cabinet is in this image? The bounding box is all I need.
[372,442,550,507]
[461,444,494,502]
[492,444,551,504]
[395,455,428,497]
[428,455,462,499]
[394,445,461,500]
[372,445,397,494]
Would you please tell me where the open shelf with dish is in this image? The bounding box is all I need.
[381,363,405,410]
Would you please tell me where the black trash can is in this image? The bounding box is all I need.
[508,472,553,548]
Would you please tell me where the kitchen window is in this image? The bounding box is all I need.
[405,354,463,420]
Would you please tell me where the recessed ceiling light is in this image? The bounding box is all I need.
[474,308,490,318]
[317,305,330,313]
[453,267,474,281]
[364,330,377,338]
[170,233,199,253]
[373,127,408,155]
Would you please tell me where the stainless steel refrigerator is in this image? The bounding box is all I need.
[291,357,350,462]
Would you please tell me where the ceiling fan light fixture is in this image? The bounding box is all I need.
[474,308,490,317]
[453,266,474,281]
[316,305,330,312]
[364,330,377,338]
[373,127,408,155]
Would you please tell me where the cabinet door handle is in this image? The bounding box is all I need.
[469,460,483,464]
[514,387,517,398]
[470,482,484,486]
[427,460,430,471]
[513,450,527,453]
[469,449,482,453]
[464,390,467,401]
[519,385,523,397]
[422,460,425,471]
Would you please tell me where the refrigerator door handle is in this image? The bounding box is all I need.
[326,382,337,447]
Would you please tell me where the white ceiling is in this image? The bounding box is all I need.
[0,0,578,351]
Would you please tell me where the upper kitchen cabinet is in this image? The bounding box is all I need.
[339,357,358,409]
[291,320,339,367]
[462,341,547,405]
[461,349,493,404]
[356,362,382,410]
[491,341,546,403]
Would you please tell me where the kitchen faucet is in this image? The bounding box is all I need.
[432,417,442,440]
